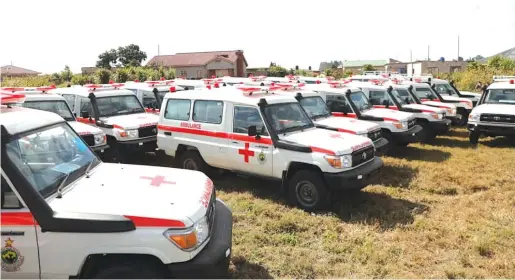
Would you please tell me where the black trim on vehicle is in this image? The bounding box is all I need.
[323,157,383,190]
[0,131,136,233]
[468,123,515,136]
[344,89,385,121]
[392,124,423,143]
[450,81,477,99]
[430,119,452,134]
[117,136,157,145]
[373,137,389,156]
[386,86,422,113]
[91,144,110,152]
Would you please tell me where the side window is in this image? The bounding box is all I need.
[62,94,76,111]
[165,99,191,121]
[326,94,352,113]
[79,97,95,117]
[1,176,22,209]
[369,91,393,105]
[193,100,223,124]
[233,106,269,136]
[142,91,157,108]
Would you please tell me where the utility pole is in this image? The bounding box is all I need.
[427,45,430,61]
[457,35,460,60]
[157,45,160,56]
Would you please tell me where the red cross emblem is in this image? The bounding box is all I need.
[140,175,176,187]
[329,133,343,138]
[238,142,255,163]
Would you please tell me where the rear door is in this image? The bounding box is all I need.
[1,174,40,278]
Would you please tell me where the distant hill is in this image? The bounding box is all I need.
[480,46,515,62]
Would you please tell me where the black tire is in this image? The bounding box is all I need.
[469,130,480,145]
[288,170,330,212]
[382,130,398,154]
[420,122,437,143]
[457,109,468,126]
[178,150,209,173]
[93,259,166,279]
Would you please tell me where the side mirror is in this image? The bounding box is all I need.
[248,125,261,140]
[80,111,90,119]
[405,97,410,104]
[382,99,390,108]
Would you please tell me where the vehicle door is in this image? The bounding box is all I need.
[75,97,96,125]
[1,174,40,278]
[227,105,273,176]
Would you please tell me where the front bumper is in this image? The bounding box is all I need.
[373,137,389,156]
[91,144,109,153]
[468,123,515,136]
[323,157,383,190]
[166,200,233,279]
[117,136,157,152]
[430,119,452,134]
[392,124,423,143]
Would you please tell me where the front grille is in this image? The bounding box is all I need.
[206,188,216,235]
[367,129,382,142]
[138,125,157,138]
[407,119,416,129]
[352,146,375,167]
[480,114,515,124]
[80,134,95,146]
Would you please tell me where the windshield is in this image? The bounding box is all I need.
[4,123,100,198]
[349,91,373,112]
[299,96,331,120]
[391,89,411,105]
[483,89,515,105]
[96,95,145,117]
[141,90,167,109]
[395,88,418,104]
[264,102,314,134]
[434,83,458,96]
[414,87,439,100]
[19,101,75,121]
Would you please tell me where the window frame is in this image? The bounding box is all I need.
[61,94,76,111]
[232,105,269,136]
[164,98,192,121]
[1,175,24,210]
[192,100,224,124]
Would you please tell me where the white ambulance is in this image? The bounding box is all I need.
[357,80,451,142]
[305,82,423,148]
[5,86,109,156]
[172,78,212,90]
[387,80,460,124]
[49,83,159,162]
[123,80,185,114]
[157,86,383,211]
[0,91,233,279]
[468,76,515,144]
[240,83,390,155]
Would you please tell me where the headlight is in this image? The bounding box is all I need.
[393,121,408,129]
[163,216,210,251]
[118,129,138,139]
[469,113,480,122]
[94,134,106,145]
[446,108,456,115]
[324,154,352,169]
[430,113,444,120]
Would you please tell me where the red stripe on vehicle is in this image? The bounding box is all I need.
[310,146,335,155]
[373,105,399,110]
[383,117,400,122]
[1,212,37,226]
[124,215,185,227]
[331,112,357,118]
[76,117,96,124]
[337,128,356,134]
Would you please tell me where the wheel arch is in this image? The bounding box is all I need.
[73,253,166,279]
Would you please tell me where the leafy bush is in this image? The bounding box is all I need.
[96,69,112,84]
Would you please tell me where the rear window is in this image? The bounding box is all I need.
[193,100,224,124]
[164,99,191,121]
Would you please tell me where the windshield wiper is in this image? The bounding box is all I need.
[85,159,96,178]
[55,173,70,199]
[312,113,330,120]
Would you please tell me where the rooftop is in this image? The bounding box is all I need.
[1,65,41,76]
[146,50,248,68]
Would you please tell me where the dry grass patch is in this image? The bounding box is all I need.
[213,128,515,278]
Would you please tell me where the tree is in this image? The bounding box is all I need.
[61,65,73,82]
[308,66,312,71]
[268,65,287,77]
[362,64,375,71]
[330,60,340,69]
[96,49,118,69]
[117,44,147,67]
[295,65,299,70]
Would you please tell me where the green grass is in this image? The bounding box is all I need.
[209,128,515,278]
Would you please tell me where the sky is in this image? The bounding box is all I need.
[1,0,514,74]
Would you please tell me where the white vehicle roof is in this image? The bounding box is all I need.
[304,83,362,93]
[172,78,210,88]
[163,86,298,106]
[0,92,65,135]
[487,80,515,90]
[20,93,66,102]
[49,84,136,98]
[123,81,185,92]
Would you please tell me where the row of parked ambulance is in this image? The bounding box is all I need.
[2,73,514,211]
[0,73,513,278]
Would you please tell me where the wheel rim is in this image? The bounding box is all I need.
[183,158,198,170]
[295,180,318,207]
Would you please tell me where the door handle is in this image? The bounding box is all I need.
[256,145,269,149]
[1,231,24,236]
[164,132,171,136]
[231,141,239,144]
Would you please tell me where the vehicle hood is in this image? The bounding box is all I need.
[403,104,446,113]
[68,121,104,135]
[472,104,515,115]
[422,101,456,109]
[441,95,472,103]
[315,116,380,134]
[459,91,482,98]
[102,113,158,130]
[48,163,213,226]
[361,108,414,122]
[279,127,373,155]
